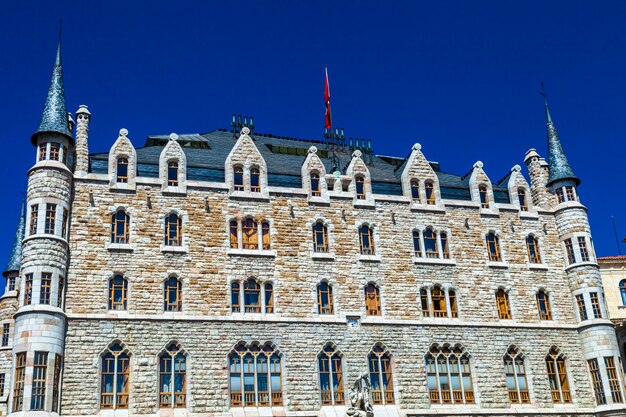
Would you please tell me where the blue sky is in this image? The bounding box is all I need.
[0,0,625,271]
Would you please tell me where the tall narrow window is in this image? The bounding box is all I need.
[111,210,130,244]
[368,345,394,404]
[164,213,182,246]
[424,228,439,258]
[264,283,274,314]
[311,172,321,196]
[425,181,435,205]
[49,142,61,161]
[425,344,474,405]
[313,222,329,253]
[0,373,4,397]
[449,289,458,318]
[576,294,588,321]
[159,342,186,408]
[420,289,429,317]
[108,275,128,311]
[31,351,48,410]
[24,273,33,305]
[167,161,179,186]
[40,272,52,304]
[364,284,381,316]
[479,185,489,208]
[116,157,129,183]
[12,352,26,411]
[233,166,244,191]
[556,188,565,203]
[242,218,258,250]
[518,189,528,211]
[431,286,447,318]
[526,235,541,263]
[496,289,512,320]
[486,232,502,262]
[30,204,38,235]
[58,275,64,308]
[7,276,15,292]
[230,220,239,249]
[244,278,261,313]
[62,145,68,165]
[355,176,365,200]
[164,277,182,312]
[565,186,576,201]
[231,282,240,313]
[588,359,606,405]
[101,343,130,409]
[504,346,529,404]
[578,237,590,262]
[319,344,344,405]
[536,290,552,320]
[229,342,282,407]
[62,207,68,238]
[359,225,375,255]
[440,232,450,259]
[262,221,270,250]
[52,354,62,412]
[318,282,334,315]
[39,143,47,161]
[1,323,9,346]
[605,357,623,403]
[410,180,420,201]
[590,292,602,319]
[44,203,57,234]
[413,230,422,257]
[564,239,575,264]
[250,167,261,192]
[620,280,626,306]
[546,348,572,403]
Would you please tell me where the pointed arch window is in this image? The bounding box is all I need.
[319,344,345,405]
[368,345,394,404]
[355,176,365,200]
[244,278,261,313]
[108,275,128,311]
[364,283,381,316]
[313,221,329,253]
[101,343,130,409]
[111,210,130,244]
[518,188,528,211]
[29,204,38,235]
[164,277,182,312]
[440,232,450,259]
[231,282,240,313]
[496,289,512,319]
[536,290,552,320]
[420,286,458,318]
[504,346,529,404]
[426,344,474,404]
[359,224,375,255]
[420,288,430,317]
[167,161,179,186]
[264,283,274,314]
[164,213,182,246]
[261,221,270,250]
[233,165,244,191]
[229,342,282,407]
[230,220,239,249]
[116,157,129,183]
[410,179,420,201]
[620,280,626,306]
[242,218,258,250]
[449,289,458,318]
[425,181,436,205]
[317,281,334,315]
[424,228,439,258]
[546,348,572,403]
[479,185,489,208]
[250,167,261,192]
[431,286,447,318]
[159,342,186,408]
[413,230,422,257]
[526,235,541,263]
[311,172,321,197]
[486,232,502,262]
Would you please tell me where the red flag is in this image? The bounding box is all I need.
[324,67,332,129]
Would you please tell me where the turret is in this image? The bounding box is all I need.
[74,105,91,176]
[2,201,25,294]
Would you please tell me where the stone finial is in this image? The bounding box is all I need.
[241,127,250,135]
[473,161,484,169]
[352,150,362,158]
[308,146,318,154]
[524,148,540,162]
[169,133,179,142]
[119,128,129,137]
[412,143,422,151]
[512,164,521,172]
[76,105,91,117]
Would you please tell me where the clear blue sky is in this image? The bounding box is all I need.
[0,0,625,270]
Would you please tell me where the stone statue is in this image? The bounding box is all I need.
[346,371,374,417]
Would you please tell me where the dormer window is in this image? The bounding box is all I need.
[355,176,365,200]
[167,161,178,186]
[233,166,244,191]
[410,180,420,201]
[425,181,435,205]
[479,185,489,208]
[250,167,260,192]
[311,173,321,197]
[49,143,61,161]
[116,158,129,183]
[518,189,528,211]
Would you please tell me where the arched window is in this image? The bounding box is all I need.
[431,286,447,317]
[368,345,394,404]
[440,232,450,259]
[313,221,329,253]
[425,181,435,205]
[355,176,365,200]
[164,277,182,312]
[229,342,282,407]
[536,290,552,320]
[449,289,458,318]
[319,344,344,405]
[359,225,375,255]
[486,232,502,262]
[311,172,321,197]
[100,343,130,409]
[250,167,260,192]
[317,282,334,315]
[233,165,244,191]
[426,344,474,404]
[159,342,186,408]
[364,283,381,316]
[420,288,429,317]
[479,185,489,208]
[244,278,261,313]
[504,346,529,404]
[230,220,239,249]
[164,213,182,246]
[413,230,422,257]
[546,347,572,403]
[167,161,179,186]
[261,221,270,250]
[518,188,528,211]
[410,180,420,201]
[108,276,128,311]
[264,283,274,314]
[242,218,258,250]
[231,282,240,313]
[111,210,130,244]
[496,289,511,319]
[424,228,438,258]
[526,235,541,263]
[620,280,626,306]
[116,157,129,183]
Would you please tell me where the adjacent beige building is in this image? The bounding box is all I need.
[598,255,626,366]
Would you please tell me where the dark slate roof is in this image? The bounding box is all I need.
[89,129,511,203]
[545,101,579,186]
[3,201,25,277]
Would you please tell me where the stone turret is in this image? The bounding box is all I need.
[2,201,25,293]
[74,105,91,176]
[523,148,552,209]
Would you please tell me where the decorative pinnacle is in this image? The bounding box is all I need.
[169,133,179,142]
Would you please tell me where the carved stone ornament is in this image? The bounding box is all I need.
[346,371,374,417]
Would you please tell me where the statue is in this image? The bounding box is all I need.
[346,371,374,417]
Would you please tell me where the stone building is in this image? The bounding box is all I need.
[0,39,624,417]
[598,256,626,371]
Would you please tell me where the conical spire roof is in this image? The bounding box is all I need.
[545,98,580,186]
[3,201,26,277]
[31,37,73,144]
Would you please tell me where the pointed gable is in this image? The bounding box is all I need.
[346,150,374,204]
[225,127,268,197]
[108,128,137,190]
[400,143,442,206]
[468,161,497,212]
[159,133,187,193]
[301,146,329,201]
[506,165,532,211]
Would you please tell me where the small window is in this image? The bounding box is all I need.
[556,188,565,204]
[24,273,33,305]
[164,213,182,246]
[231,282,240,313]
[261,221,270,250]
[52,354,62,412]
[359,225,375,255]
[364,284,381,316]
[424,228,438,259]
[504,346,530,404]
[0,373,4,397]
[116,157,129,183]
[576,294,588,321]
[30,204,39,235]
[159,343,186,408]
[2,323,9,347]
[164,277,182,312]
[317,282,334,315]
[420,289,429,317]
[526,235,541,264]
[61,207,68,239]
[62,145,68,166]
[250,167,260,192]
[440,232,450,259]
[564,238,575,264]
[229,220,239,249]
[13,352,26,411]
[590,292,602,319]
[410,180,420,201]
[242,218,258,250]
[40,272,52,304]
[412,230,422,257]
[425,181,435,205]
[578,237,590,262]
[355,176,365,200]
[486,232,502,262]
[619,280,626,306]
[479,185,489,208]
[565,186,575,201]
[431,286,447,317]
[111,210,130,244]
[546,348,572,404]
[38,143,47,161]
[58,276,64,308]
[313,222,329,253]
[496,289,512,319]
[311,172,321,197]
[233,165,244,191]
[244,278,261,313]
[108,275,128,311]
[49,142,61,161]
[368,346,394,404]
[45,203,57,234]
[7,276,15,292]
[264,283,274,313]
[449,289,458,318]
[518,188,528,211]
[536,290,552,320]
[588,358,605,405]
[167,161,179,186]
